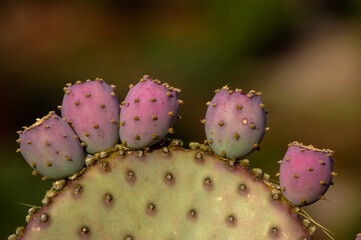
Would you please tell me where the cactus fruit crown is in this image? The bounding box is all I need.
[10,75,337,240]
[288,141,334,153]
[19,111,55,132]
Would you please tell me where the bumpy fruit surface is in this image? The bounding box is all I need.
[18,147,311,240]
[119,75,180,149]
[18,111,84,179]
[61,79,119,153]
[204,86,267,159]
[279,141,334,206]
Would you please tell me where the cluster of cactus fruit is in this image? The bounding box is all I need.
[10,75,341,239]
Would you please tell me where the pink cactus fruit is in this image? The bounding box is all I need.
[17,111,84,179]
[204,86,267,159]
[278,141,335,206]
[61,79,119,153]
[119,75,181,149]
[355,233,361,240]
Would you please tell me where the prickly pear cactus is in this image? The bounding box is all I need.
[17,145,311,240]
[17,111,84,180]
[278,142,335,206]
[119,75,180,149]
[203,86,267,159]
[61,79,119,153]
[10,75,337,240]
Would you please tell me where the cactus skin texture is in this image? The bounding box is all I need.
[204,86,267,159]
[61,79,119,153]
[11,76,338,240]
[17,146,311,240]
[279,141,334,206]
[18,111,84,179]
[119,75,180,149]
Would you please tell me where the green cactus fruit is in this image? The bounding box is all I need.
[17,144,311,240]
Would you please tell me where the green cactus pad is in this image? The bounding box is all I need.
[18,146,311,240]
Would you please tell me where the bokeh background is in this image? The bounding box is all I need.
[1,1,360,239]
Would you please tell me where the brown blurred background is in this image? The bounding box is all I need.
[1,1,360,239]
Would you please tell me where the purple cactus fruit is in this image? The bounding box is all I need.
[355,233,361,240]
[18,111,84,179]
[279,141,334,206]
[61,79,120,153]
[204,86,267,159]
[119,75,180,149]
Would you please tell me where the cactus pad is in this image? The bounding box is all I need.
[279,142,334,206]
[18,146,311,240]
[204,86,267,159]
[61,79,120,153]
[119,75,180,149]
[17,111,84,179]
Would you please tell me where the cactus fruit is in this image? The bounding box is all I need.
[11,76,338,240]
[61,79,120,153]
[17,111,84,179]
[278,141,334,206]
[204,86,267,159]
[119,75,180,149]
[17,146,311,240]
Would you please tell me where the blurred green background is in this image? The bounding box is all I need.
[1,0,360,239]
